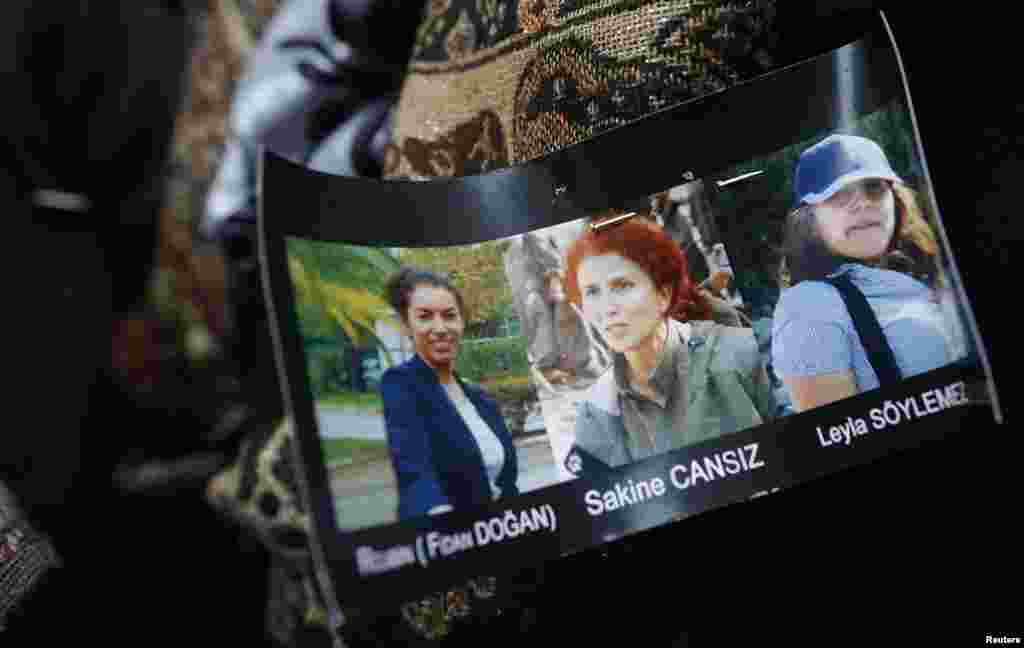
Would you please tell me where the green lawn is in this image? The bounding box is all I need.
[321,437,389,467]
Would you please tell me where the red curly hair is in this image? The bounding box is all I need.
[564,214,712,322]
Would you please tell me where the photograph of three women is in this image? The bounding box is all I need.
[287,102,978,530]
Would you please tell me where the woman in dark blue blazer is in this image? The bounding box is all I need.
[382,268,519,520]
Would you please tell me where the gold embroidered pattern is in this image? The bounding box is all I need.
[519,0,559,34]
[399,110,509,177]
[388,0,778,178]
[446,10,480,60]
[429,0,453,17]
[478,0,511,42]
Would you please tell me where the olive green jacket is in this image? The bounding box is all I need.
[572,319,775,469]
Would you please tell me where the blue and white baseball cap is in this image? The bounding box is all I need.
[793,134,903,208]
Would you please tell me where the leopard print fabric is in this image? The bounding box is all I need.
[206,417,336,646]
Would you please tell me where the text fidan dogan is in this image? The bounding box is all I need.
[584,443,765,517]
[354,505,558,575]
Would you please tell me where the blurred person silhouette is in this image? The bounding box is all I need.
[197,1,429,645]
[0,2,278,645]
[504,233,609,396]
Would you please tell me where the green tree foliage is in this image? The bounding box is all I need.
[454,337,530,383]
[287,238,397,302]
[398,241,514,335]
[305,341,351,398]
[286,239,399,347]
[286,239,401,395]
[285,238,526,396]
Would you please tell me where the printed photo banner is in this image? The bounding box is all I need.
[259,11,1002,612]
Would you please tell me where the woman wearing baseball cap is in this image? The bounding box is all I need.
[772,134,967,412]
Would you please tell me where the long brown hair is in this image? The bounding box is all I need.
[780,182,941,287]
[565,214,712,322]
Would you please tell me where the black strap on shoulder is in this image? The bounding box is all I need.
[824,272,903,386]
[563,443,612,477]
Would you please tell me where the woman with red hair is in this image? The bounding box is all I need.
[562,215,775,473]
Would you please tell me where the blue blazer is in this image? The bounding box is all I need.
[381,354,519,520]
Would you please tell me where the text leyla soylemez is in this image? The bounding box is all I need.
[584,443,765,517]
[353,504,558,576]
[817,381,968,448]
